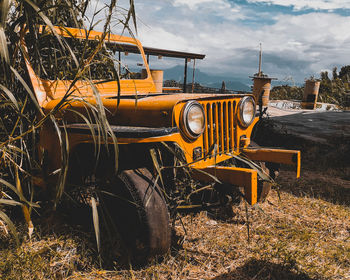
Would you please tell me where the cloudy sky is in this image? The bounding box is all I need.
[97,0,350,83]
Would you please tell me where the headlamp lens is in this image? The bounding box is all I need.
[187,105,205,135]
[181,101,205,139]
[239,96,256,127]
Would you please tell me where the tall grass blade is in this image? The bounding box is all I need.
[129,0,137,33]
[23,0,79,67]
[15,167,34,238]
[233,153,272,182]
[91,196,101,254]
[87,80,119,173]
[0,177,28,203]
[50,116,69,208]
[0,210,19,246]
[66,108,97,147]
[9,65,43,115]
[0,199,23,206]
[150,148,164,186]
[0,84,19,110]
[0,0,10,62]
[0,27,9,63]
[0,0,136,244]
[244,201,250,244]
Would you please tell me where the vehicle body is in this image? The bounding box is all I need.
[22,26,301,259]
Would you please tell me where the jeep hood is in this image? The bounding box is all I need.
[44,93,247,127]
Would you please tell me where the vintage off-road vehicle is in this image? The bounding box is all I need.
[23,26,300,259]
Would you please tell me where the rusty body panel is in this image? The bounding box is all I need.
[25,26,301,206]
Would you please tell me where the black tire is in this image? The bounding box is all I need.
[100,168,171,262]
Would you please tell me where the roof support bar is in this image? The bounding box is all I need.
[183,58,188,93]
[192,59,196,93]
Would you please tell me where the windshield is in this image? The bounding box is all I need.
[25,34,146,81]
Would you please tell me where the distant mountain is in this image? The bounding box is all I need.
[209,81,251,92]
[163,65,251,91]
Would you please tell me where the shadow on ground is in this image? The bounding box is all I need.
[276,169,350,206]
[253,117,350,175]
[211,259,319,280]
[253,117,350,205]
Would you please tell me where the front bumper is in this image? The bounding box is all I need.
[192,148,301,205]
[53,123,301,206]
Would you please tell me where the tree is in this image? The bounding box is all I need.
[320,71,330,81]
[339,65,350,82]
[332,67,338,80]
[271,65,349,108]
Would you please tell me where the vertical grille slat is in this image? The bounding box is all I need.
[203,105,209,155]
[209,104,214,158]
[214,103,219,154]
[201,100,236,160]
[230,102,235,151]
[220,103,224,153]
[225,102,229,152]
[218,103,223,153]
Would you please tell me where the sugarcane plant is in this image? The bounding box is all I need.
[0,0,136,244]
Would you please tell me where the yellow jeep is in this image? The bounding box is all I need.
[23,26,300,259]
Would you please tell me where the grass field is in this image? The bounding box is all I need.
[1,168,348,280]
[0,128,349,280]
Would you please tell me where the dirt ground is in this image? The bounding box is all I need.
[0,109,349,280]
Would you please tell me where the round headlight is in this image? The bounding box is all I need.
[238,96,256,127]
[181,101,205,140]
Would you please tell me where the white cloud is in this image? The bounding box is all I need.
[139,26,192,51]
[173,0,228,10]
[247,0,350,10]
[141,1,350,81]
[89,0,350,83]
[170,0,243,20]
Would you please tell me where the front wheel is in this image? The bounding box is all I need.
[100,168,171,262]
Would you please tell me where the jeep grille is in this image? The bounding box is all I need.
[200,100,236,159]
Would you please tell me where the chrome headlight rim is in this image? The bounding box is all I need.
[238,96,256,128]
[181,101,205,140]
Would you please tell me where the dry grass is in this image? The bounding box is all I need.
[1,169,348,280]
[1,115,349,279]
